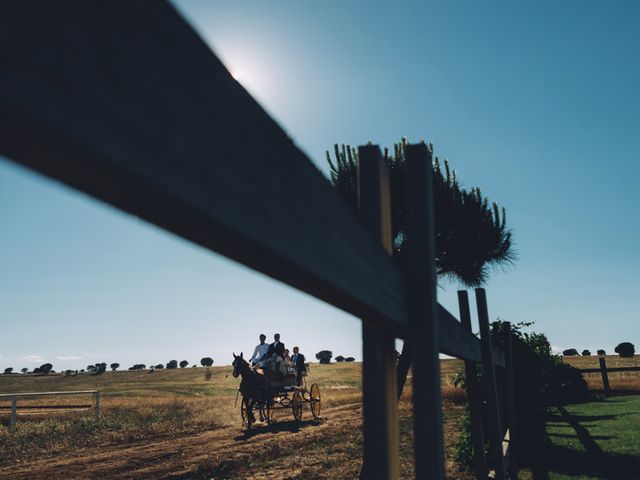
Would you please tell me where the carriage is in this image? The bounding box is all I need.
[232,352,321,430]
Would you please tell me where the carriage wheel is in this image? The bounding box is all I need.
[292,390,303,422]
[309,383,321,420]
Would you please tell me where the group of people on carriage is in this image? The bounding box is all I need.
[249,333,307,387]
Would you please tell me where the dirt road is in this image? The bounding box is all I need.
[0,403,365,480]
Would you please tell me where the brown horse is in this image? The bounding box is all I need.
[232,352,271,430]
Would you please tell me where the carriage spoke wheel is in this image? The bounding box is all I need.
[292,391,303,422]
[309,383,321,420]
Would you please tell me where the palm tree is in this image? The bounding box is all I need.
[327,139,515,397]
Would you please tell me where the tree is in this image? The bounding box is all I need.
[581,350,591,356]
[93,362,107,374]
[200,357,214,367]
[129,364,146,370]
[87,364,96,372]
[155,363,164,369]
[180,360,189,368]
[335,355,345,362]
[345,357,355,362]
[562,349,579,356]
[597,349,606,356]
[39,363,53,374]
[166,360,178,369]
[21,368,28,374]
[615,342,635,358]
[110,363,120,372]
[328,140,515,398]
[3,367,13,374]
[315,351,333,364]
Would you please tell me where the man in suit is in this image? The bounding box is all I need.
[267,333,285,359]
[291,346,306,387]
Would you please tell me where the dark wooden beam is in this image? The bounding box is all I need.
[0,2,408,334]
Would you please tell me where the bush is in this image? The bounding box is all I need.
[455,322,589,469]
[129,364,146,370]
[562,348,579,356]
[180,360,189,368]
[581,350,591,356]
[315,351,333,364]
[155,364,164,369]
[597,349,606,356]
[615,342,635,358]
[166,360,178,369]
[345,357,355,362]
[335,355,345,362]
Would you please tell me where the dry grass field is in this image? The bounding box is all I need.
[562,355,640,392]
[1,356,638,479]
[0,360,471,479]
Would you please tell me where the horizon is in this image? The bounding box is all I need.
[2,0,640,372]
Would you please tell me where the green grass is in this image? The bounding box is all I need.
[535,396,640,480]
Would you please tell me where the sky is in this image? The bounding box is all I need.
[1,1,640,371]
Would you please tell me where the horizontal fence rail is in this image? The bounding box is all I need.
[0,390,100,431]
[578,356,640,397]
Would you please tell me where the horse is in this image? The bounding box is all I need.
[232,352,272,430]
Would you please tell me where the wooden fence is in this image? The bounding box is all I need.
[579,356,640,397]
[0,3,516,478]
[0,390,100,431]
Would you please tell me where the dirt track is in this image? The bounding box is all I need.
[0,403,364,480]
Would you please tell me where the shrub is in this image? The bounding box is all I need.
[562,348,579,356]
[455,321,589,469]
[597,349,606,356]
[315,351,333,364]
[129,364,146,370]
[155,364,164,369]
[180,360,189,368]
[581,350,591,356]
[335,355,345,362]
[615,342,635,358]
[166,360,178,369]
[345,357,355,362]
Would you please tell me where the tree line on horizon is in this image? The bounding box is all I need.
[562,342,635,358]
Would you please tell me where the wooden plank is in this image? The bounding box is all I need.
[580,366,640,374]
[476,288,506,480]
[458,290,488,480]
[0,2,408,334]
[359,145,399,479]
[405,143,445,479]
[503,322,517,479]
[0,390,97,398]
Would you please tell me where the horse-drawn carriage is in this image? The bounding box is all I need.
[232,353,321,430]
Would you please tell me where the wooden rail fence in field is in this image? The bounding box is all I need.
[579,356,640,397]
[0,390,100,431]
[0,3,516,478]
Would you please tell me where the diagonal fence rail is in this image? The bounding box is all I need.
[0,3,516,478]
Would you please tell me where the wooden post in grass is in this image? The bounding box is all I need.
[598,355,610,397]
[95,391,101,422]
[503,321,517,478]
[458,290,488,479]
[476,288,506,480]
[405,143,445,479]
[10,395,17,431]
[358,145,399,479]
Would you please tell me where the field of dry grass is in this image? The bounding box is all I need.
[562,355,640,392]
[0,360,472,479]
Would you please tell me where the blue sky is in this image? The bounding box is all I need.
[1,1,639,371]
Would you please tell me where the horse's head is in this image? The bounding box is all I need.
[232,352,246,378]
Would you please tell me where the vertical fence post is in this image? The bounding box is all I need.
[598,355,610,397]
[94,391,100,422]
[458,290,487,479]
[358,145,399,479]
[476,288,506,480]
[10,395,17,431]
[405,142,445,479]
[503,321,517,478]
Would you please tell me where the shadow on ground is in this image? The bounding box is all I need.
[234,418,322,441]
[531,405,640,480]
